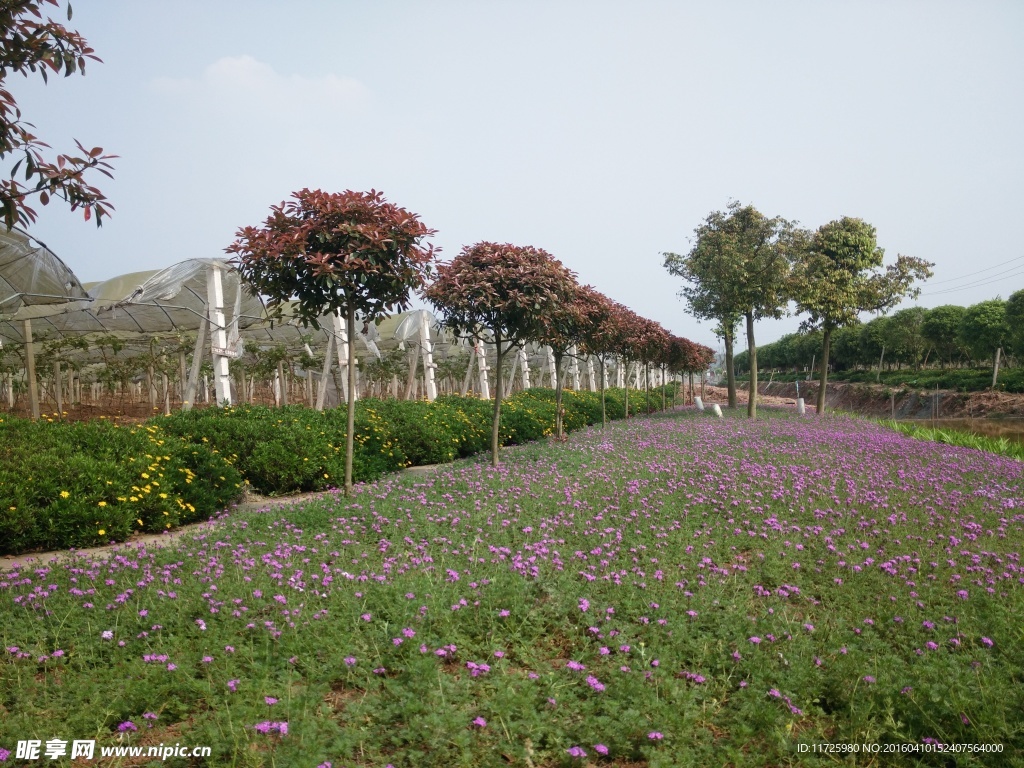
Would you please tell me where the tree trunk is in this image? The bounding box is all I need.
[490,333,505,467]
[992,347,1002,388]
[724,325,737,409]
[554,349,564,438]
[746,313,757,420]
[815,327,832,415]
[344,304,357,497]
[599,356,607,429]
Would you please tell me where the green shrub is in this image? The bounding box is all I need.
[157,404,406,495]
[1,384,674,555]
[0,416,242,554]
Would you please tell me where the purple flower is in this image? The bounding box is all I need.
[749,636,762,645]
[265,696,278,705]
[586,675,606,692]
[981,637,994,647]
[567,746,587,758]
[566,660,586,671]
[648,731,664,740]
[344,656,356,667]
[360,613,372,622]
[578,598,590,612]
[201,656,214,664]
[472,716,487,728]
[863,676,876,684]
[227,679,239,692]
[101,630,114,641]
[117,721,137,732]
[594,743,609,755]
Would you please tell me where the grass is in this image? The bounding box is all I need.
[2,408,1023,766]
[881,420,1024,462]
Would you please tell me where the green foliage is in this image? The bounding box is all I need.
[960,299,1009,363]
[922,305,968,366]
[1007,290,1024,357]
[0,416,242,554]
[157,404,406,496]
[837,366,1024,393]
[1,387,676,555]
[881,419,1024,461]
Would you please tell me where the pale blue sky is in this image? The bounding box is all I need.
[11,1,1024,349]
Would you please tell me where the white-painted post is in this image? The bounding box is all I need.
[519,346,531,389]
[615,356,625,388]
[476,340,490,399]
[569,345,580,391]
[206,263,232,406]
[544,346,556,389]
[419,312,437,401]
[332,311,356,402]
[694,396,704,411]
[316,333,335,411]
[23,319,39,420]
[586,355,596,392]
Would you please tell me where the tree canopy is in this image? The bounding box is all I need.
[664,201,796,419]
[793,217,932,412]
[424,241,578,465]
[228,187,437,494]
[1,0,115,228]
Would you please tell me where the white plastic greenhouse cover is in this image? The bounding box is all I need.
[0,227,90,312]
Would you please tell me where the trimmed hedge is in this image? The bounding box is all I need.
[0,416,243,555]
[1,386,685,555]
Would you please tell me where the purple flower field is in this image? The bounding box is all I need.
[1,409,1021,766]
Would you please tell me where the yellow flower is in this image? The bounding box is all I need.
[137,519,144,526]
[60,490,70,499]
[98,529,106,536]
[98,501,108,507]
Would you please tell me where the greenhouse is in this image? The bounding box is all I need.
[0,229,675,421]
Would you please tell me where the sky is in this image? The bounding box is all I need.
[9,0,1024,351]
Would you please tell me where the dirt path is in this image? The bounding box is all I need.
[0,463,442,573]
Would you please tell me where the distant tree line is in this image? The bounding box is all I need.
[734,291,1024,381]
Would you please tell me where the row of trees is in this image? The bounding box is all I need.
[737,292,1024,379]
[663,203,933,416]
[230,189,714,493]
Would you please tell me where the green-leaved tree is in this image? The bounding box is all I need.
[793,217,932,413]
[664,202,797,419]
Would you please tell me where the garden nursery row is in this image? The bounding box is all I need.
[1,386,675,555]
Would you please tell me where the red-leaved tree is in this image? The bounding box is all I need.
[575,287,618,429]
[1,1,116,228]
[228,188,437,495]
[424,242,578,467]
[536,280,603,439]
